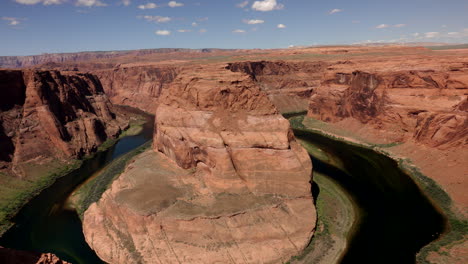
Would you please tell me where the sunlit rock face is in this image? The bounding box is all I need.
[83,64,316,264]
[0,69,124,176]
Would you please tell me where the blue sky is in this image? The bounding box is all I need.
[1,0,468,56]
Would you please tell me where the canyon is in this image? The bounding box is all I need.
[0,45,466,263]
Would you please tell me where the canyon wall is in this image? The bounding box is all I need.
[83,64,316,264]
[227,61,328,113]
[0,69,124,176]
[94,65,179,113]
[308,68,468,148]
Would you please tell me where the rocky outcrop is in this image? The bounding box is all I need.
[0,69,124,176]
[308,69,468,148]
[94,65,179,113]
[0,247,70,264]
[83,64,316,264]
[227,61,328,113]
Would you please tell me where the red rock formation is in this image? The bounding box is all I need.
[0,69,124,176]
[94,65,179,113]
[308,69,468,148]
[227,61,328,113]
[83,64,316,264]
[0,247,70,264]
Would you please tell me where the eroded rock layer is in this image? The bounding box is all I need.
[83,64,316,264]
[94,65,179,113]
[0,247,70,264]
[308,69,468,148]
[0,69,124,176]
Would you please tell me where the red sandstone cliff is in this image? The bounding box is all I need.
[83,64,316,264]
[308,69,468,148]
[0,69,124,177]
[94,65,179,113]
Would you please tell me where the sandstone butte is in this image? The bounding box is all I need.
[0,69,125,177]
[83,64,316,264]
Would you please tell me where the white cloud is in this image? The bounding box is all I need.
[139,15,171,23]
[199,28,207,33]
[237,1,248,8]
[244,19,264,24]
[412,33,420,37]
[2,17,22,26]
[197,17,208,22]
[233,29,246,33]
[252,0,283,12]
[121,0,131,6]
[192,22,198,27]
[394,24,406,28]
[155,30,171,35]
[15,0,64,5]
[76,0,107,7]
[376,24,390,29]
[277,23,286,29]
[178,29,191,32]
[168,1,183,7]
[329,9,342,15]
[425,32,440,38]
[138,2,157,9]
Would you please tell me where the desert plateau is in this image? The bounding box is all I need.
[0,1,467,264]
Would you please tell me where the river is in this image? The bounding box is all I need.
[0,112,447,264]
[0,107,154,264]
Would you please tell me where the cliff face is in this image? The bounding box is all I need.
[0,69,123,176]
[83,64,316,264]
[227,61,328,113]
[308,69,468,148]
[94,65,179,113]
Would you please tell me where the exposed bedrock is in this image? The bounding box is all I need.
[94,65,179,113]
[0,247,70,264]
[0,69,124,176]
[308,69,468,148]
[83,64,316,264]
[227,61,329,113]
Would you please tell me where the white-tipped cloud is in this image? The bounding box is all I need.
[329,9,342,14]
[2,17,22,26]
[155,30,171,35]
[376,23,407,29]
[15,0,64,5]
[138,2,157,9]
[244,19,264,24]
[121,0,131,6]
[425,32,440,38]
[139,15,171,23]
[376,24,390,29]
[252,0,283,12]
[178,29,191,32]
[192,22,198,27]
[76,0,107,6]
[237,1,248,8]
[168,1,183,7]
[233,29,246,33]
[277,24,286,29]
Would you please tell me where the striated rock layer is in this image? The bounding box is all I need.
[83,64,316,264]
[307,68,468,148]
[0,69,124,176]
[94,65,179,113]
